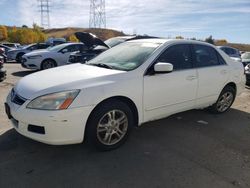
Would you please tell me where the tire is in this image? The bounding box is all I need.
[41,59,56,70]
[209,86,236,114]
[16,53,24,63]
[86,100,134,151]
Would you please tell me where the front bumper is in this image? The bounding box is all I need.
[6,92,94,145]
[21,57,40,70]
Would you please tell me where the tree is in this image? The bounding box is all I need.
[68,35,79,42]
[0,25,8,41]
[215,39,228,46]
[7,26,47,44]
[205,35,214,44]
[176,36,184,39]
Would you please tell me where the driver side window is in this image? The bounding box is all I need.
[64,45,81,53]
[157,44,192,70]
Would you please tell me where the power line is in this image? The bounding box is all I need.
[89,0,106,28]
[38,0,50,28]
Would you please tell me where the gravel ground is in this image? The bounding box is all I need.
[0,63,250,188]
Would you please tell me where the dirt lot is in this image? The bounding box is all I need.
[0,63,250,188]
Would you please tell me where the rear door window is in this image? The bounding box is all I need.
[193,44,222,67]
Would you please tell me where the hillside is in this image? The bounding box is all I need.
[44,27,250,51]
[225,43,250,52]
[43,27,126,40]
[1,26,250,52]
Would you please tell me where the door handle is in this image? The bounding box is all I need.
[186,75,197,81]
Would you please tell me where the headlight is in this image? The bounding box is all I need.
[27,90,80,110]
[27,55,42,59]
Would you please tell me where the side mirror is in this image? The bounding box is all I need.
[154,62,173,73]
[61,49,68,53]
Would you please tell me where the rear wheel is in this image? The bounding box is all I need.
[209,86,236,114]
[41,59,56,70]
[86,100,134,151]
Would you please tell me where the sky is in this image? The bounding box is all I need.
[0,0,250,43]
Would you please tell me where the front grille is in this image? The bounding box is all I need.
[11,89,27,105]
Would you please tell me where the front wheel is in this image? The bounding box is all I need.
[209,86,236,114]
[16,53,24,63]
[41,59,56,70]
[86,100,134,151]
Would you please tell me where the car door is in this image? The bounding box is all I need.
[57,44,82,65]
[143,44,198,122]
[192,44,230,106]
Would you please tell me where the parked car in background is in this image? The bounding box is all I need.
[217,46,242,63]
[22,42,86,70]
[245,63,250,85]
[241,52,250,67]
[1,42,21,49]
[0,48,7,82]
[7,43,50,63]
[68,32,158,64]
[5,39,245,150]
[0,44,13,54]
[45,37,67,46]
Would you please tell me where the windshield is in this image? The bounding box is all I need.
[24,44,35,49]
[87,42,160,71]
[104,38,126,48]
[242,52,250,59]
[48,43,69,51]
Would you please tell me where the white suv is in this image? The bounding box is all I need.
[5,39,245,151]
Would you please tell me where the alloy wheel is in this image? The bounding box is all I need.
[96,110,128,146]
[216,91,234,112]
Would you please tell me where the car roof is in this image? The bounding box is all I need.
[127,38,216,47]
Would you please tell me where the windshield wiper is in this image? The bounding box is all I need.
[91,63,113,69]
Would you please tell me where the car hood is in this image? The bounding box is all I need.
[24,50,49,56]
[14,63,124,99]
[75,32,109,49]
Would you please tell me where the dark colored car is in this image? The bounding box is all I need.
[67,32,158,64]
[217,46,242,63]
[0,48,7,82]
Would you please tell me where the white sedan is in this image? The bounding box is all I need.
[21,43,86,70]
[5,39,246,151]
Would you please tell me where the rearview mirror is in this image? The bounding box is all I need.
[154,62,173,73]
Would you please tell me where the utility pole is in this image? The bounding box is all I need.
[89,0,106,28]
[38,0,50,28]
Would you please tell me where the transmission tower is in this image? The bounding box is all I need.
[38,0,50,28]
[89,0,106,28]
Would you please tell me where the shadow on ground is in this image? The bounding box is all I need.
[12,70,37,77]
[0,109,250,188]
